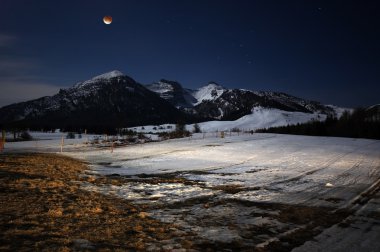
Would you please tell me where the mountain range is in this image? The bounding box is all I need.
[0,70,343,132]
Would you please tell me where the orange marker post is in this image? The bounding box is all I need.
[60,135,64,153]
[0,130,5,152]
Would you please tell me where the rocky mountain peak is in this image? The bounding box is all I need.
[206,81,224,89]
[74,70,125,89]
[192,82,226,105]
[92,70,124,80]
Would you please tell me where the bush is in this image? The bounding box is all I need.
[231,127,241,132]
[66,132,75,139]
[20,131,33,141]
[175,123,186,132]
[121,129,136,136]
[158,126,191,140]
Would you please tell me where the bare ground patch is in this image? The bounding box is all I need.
[75,172,357,251]
[0,153,194,251]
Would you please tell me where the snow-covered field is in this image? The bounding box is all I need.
[196,107,326,132]
[3,132,380,251]
[130,106,329,134]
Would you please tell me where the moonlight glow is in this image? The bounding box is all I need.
[103,16,112,25]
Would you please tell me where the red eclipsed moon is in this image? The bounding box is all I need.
[103,16,112,25]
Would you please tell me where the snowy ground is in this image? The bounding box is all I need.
[128,107,330,134]
[3,132,380,251]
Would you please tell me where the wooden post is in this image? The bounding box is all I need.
[84,129,88,144]
[60,135,64,153]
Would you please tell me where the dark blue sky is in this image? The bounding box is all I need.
[0,0,379,107]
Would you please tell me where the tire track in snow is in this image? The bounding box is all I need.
[265,140,379,189]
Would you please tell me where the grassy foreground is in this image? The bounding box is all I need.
[0,153,186,251]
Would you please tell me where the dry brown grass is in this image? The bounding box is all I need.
[0,153,185,251]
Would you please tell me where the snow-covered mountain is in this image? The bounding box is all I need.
[147,79,339,120]
[0,71,188,131]
[73,70,124,88]
[146,81,226,107]
[145,79,196,108]
[191,82,225,105]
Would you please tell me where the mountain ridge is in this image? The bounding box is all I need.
[0,70,346,131]
[145,77,339,120]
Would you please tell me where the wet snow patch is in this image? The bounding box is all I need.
[80,181,216,204]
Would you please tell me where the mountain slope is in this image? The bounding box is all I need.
[366,104,380,121]
[196,106,327,132]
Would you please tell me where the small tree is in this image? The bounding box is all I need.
[175,123,186,132]
[193,123,201,133]
[138,132,145,139]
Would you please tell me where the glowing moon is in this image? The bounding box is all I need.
[103,16,112,25]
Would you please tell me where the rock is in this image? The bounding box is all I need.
[138,211,150,219]
[72,239,95,249]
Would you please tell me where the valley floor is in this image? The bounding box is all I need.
[2,133,380,251]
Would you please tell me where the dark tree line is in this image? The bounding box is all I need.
[256,108,380,140]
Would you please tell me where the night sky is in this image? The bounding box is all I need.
[0,0,379,108]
